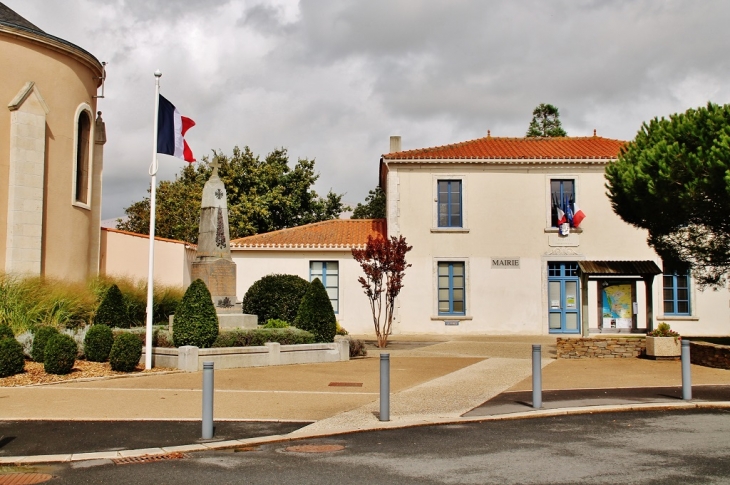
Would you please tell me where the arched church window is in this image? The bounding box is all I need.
[75,110,91,204]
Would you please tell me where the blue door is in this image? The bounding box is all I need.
[548,262,581,334]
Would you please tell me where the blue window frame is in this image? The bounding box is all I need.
[438,262,465,315]
[663,269,690,315]
[438,180,462,227]
[550,179,575,227]
[310,261,339,313]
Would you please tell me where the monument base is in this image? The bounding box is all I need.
[191,258,237,310]
[169,313,259,332]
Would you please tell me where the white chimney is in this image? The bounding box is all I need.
[389,135,401,153]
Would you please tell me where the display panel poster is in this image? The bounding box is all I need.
[602,283,633,329]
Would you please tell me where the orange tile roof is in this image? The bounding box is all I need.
[230,219,387,249]
[383,136,626,162]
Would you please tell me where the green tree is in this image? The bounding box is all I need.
[293,278,336,343]
[118,146,348,244]
[605,102,730,287]
[526,103,567,138]
[352,186,386,219]
[172,279,219,348]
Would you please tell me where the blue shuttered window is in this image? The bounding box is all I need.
[310,261,339,313]
[437,180,462,227]
[438,262,465,315]
[663,269,690,315]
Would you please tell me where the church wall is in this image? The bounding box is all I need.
[1,30,103,281]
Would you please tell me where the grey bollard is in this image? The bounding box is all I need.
[681,339,692,401]
[202,361,214,439]
[532,344,542,409]
[380,353,390,421]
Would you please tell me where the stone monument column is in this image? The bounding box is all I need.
[190,159,239,313]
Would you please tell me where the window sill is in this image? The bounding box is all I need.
[431,315,473,321]
[658,315,699,321]
[431,228,470,233]
[544,227,582,234]
[72,201,91,211]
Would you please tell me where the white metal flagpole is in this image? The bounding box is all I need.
[145,70,162,370]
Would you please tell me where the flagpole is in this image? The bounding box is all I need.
[145,70,162,370]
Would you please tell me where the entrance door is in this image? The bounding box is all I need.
[548,262,580,334]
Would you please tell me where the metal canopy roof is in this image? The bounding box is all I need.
[578,260,662,276]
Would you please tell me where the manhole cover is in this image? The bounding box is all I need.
[113,452,187,465]
[328,382,363,387]
[0,473,53,485]
[284,444,345,453]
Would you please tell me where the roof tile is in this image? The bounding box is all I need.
[383,136,625,161]
[230,219,386,249]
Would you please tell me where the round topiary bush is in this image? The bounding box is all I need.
[43,333,77,375]
[0,337,25,377]
[109,332,143,372]
[94,284,128,328]
[172,279,219,348]
[0,324,14,341]
[241,274,309,324]
[293,278,336,343]
[84,324,114,362]
[31,326,60,363]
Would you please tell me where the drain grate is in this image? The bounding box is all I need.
[0,473,54,485]
[284,444,345,453]
[113,452,187,465]
[328,382,363,387]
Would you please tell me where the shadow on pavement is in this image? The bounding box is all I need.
[0,420,309,456]
[464,384,730,417]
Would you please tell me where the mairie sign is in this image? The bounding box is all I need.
[491,258,520,269]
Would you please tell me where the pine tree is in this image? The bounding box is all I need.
[526,103,567,137]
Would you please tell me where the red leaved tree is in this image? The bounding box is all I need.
[351,235,412,348]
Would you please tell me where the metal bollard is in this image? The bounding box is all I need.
[202,361,214,439]
[532,344,542,409]
[681,339,692,401]
[380,353,390,421]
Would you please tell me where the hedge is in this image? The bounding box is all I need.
[172,279,219,348]
[31,326,60,363]
[212,328,315,347]
[294,278,336,343]
[0,337,25,377]
[84,324,114,362]
[43,333,77,375]
[241,274,309,324]
[94,284,128,328]
[109,332,143,372]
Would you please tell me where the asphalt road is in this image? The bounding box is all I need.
[9,408,730,484]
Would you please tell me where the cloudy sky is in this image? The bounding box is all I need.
[5,0,730,219]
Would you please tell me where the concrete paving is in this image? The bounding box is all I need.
[1,334,730,464]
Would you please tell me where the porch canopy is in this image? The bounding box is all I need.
[577,260,662,334]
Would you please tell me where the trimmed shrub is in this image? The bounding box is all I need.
[263,318,289,329]
[241,274,309,324]
[212,328,315,347]
[109,332,143,372]
[31,326,60,363]
[0,324,14,340]
[349,338,367,358]
[294,278,336,343]
[172,279,219,348]
[94,284,128,328]
[43,333,77,375]
[84,324,114,362]
[0,337,25,377]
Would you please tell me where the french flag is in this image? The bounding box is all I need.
[157,94,196,162]
[556,206,567,226]
[572,203,586,227]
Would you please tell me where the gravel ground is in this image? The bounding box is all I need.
[0,360,175,387]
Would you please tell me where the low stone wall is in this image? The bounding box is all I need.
[142,339,350,372]
[557,337,646,359]
[690,341,730,370]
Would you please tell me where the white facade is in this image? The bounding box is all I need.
[380,137,730,337]
[231,248,374,334]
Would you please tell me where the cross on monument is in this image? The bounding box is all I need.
[210,157,221,175]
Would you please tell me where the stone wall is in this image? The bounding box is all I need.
[557,337,646,359]
[690,341,730,370]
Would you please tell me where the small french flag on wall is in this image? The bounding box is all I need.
[572,203,586,227]
[157,94,196,162]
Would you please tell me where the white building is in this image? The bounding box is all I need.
[232,134,728,337]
